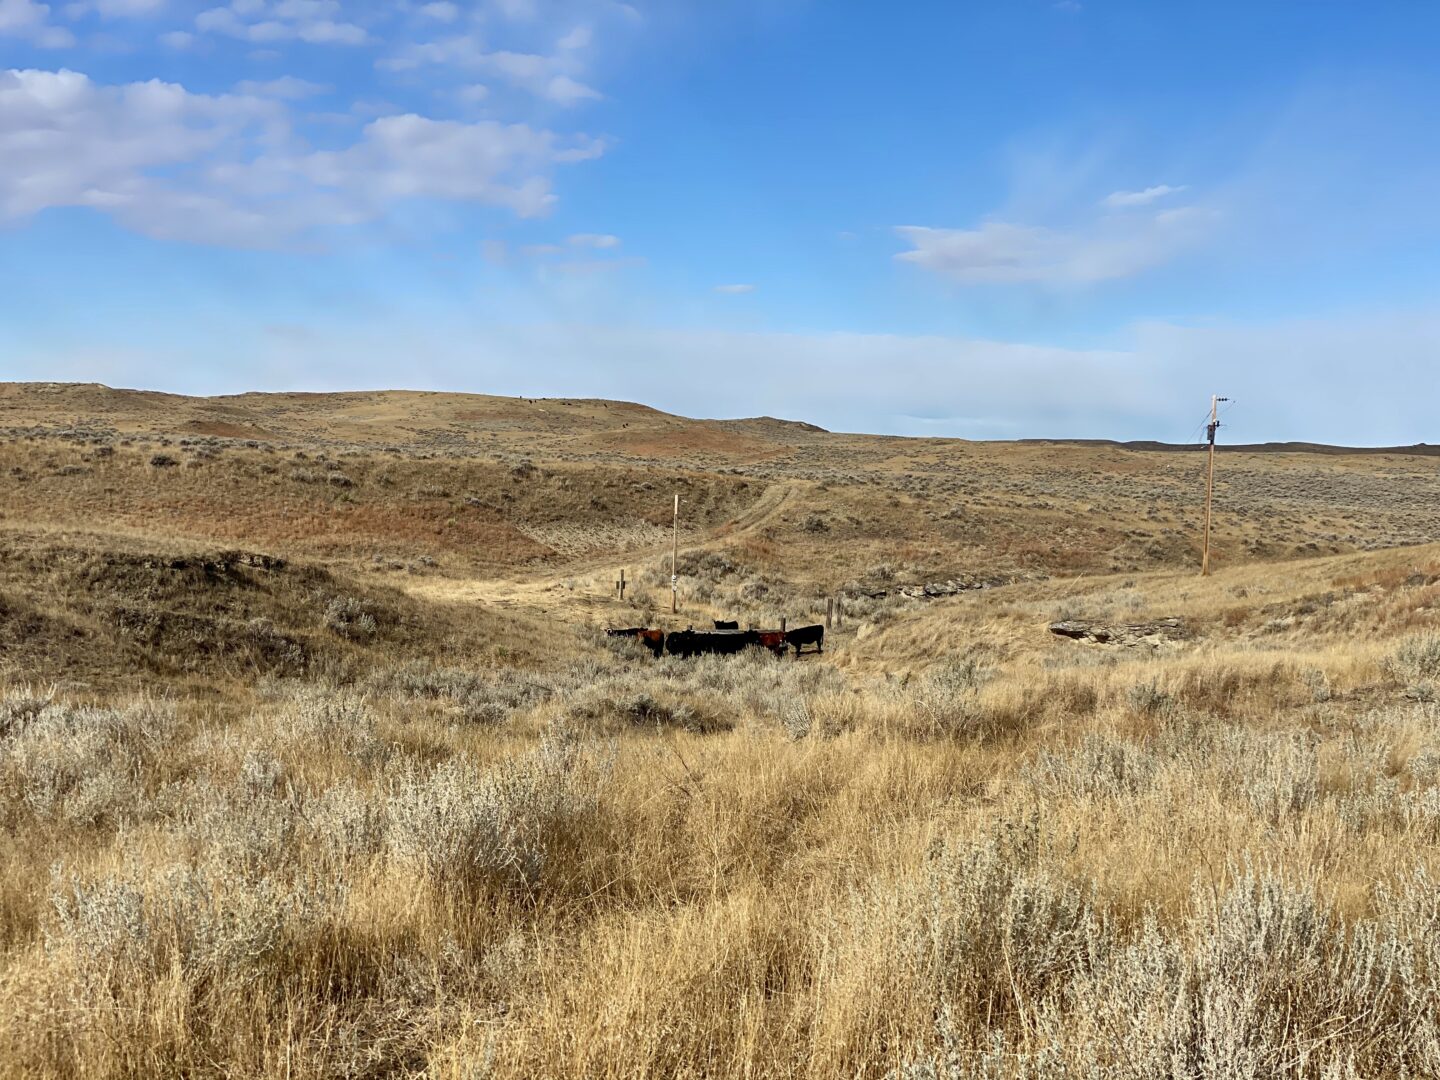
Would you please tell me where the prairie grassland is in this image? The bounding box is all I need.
[4,592,1440,1077]
[4,385,1440,1077]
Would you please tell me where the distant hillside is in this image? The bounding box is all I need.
[3,381,1440,586]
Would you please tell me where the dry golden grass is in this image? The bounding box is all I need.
[2,384,1440,1077]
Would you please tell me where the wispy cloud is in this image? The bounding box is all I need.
[195,0,367,46]
[714,283,756,294]
[567,232,619,248]
[1103,184,1187,208]
[65,0,168,18]
[382,38,603,105]
[895,201,1215,286]
[547,255,643,275]
[235,75,329,98]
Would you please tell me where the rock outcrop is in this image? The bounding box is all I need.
[1048,617,1190,649]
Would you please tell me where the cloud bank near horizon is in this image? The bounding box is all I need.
[8,307,1437,446]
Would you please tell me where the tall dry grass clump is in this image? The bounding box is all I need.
[4,616,1440,1077]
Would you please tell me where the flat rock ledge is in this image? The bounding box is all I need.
[1048,617,1190,649]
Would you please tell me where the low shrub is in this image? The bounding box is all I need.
[322,595,379,641]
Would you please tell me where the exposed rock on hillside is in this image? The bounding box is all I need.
[1049,617,1190,648]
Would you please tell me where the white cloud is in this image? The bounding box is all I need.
[418,0,457,20]
[543,73,600,104]
[455,82,489,103]
[159,27,192,46]
[478,48,601,104]
[0,0,50,31]
[381,34,602,105]
[492,0,537,19]
[1103,184,1186,208]
[0,0,74,44]
[0,67,606,245]
[557,25,590,50]
[0,69,277,220]
[273,113,597,216]
[377,32,487,70]
[1053,1,1082,12]
[235,75,328,98]
[895,205,1215,285]
[714,283,755,294]
[195,0,367,45]
[567,232,618,248]
[66,0,167,18]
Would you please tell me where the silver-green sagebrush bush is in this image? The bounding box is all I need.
[889,834,1440,1078]
[385,728,610,891]
[1,696,181,829]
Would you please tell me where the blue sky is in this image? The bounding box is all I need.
[3,0,1439,441]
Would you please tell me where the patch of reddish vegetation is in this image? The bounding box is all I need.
[94,497,553,568]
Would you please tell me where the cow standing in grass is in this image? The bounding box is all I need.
[786,625,824,655]
[605,627,665,658]
[667,629,750,657]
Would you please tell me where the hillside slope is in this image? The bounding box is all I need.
[2,383,1438,590]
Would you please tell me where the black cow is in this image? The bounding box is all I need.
[605,626,665,658]
[786,624,824,655]
[666,628,755,658]
[667,627,793,658]
[714,619,740,630]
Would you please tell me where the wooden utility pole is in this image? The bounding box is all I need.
[670,493,680,614]
[1201,395,1229,576]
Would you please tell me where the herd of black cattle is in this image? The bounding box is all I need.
[606,621,824,658]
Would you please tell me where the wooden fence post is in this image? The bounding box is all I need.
[825,598,833,629]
